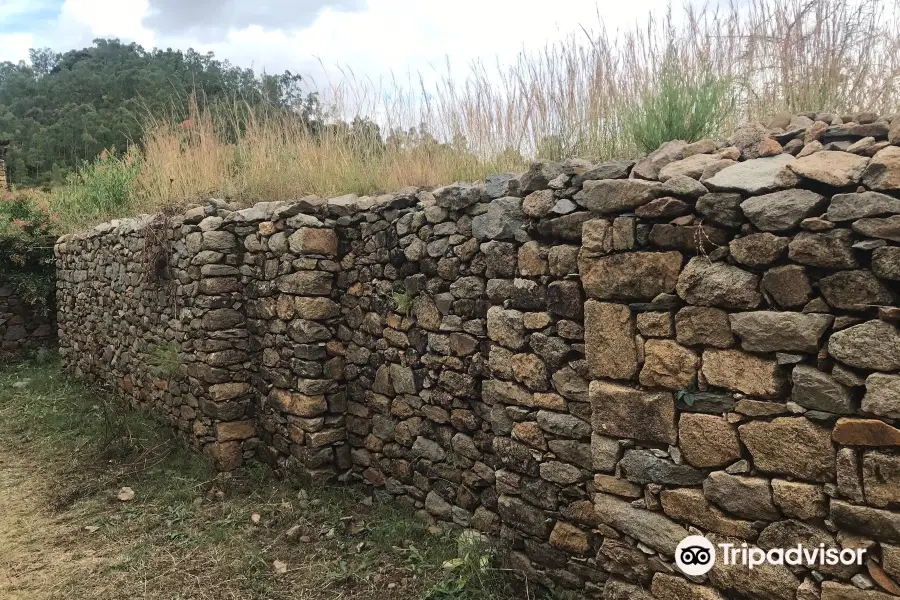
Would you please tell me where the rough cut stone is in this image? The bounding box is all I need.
[704,154,800,194]
[862,373,900,419]
[619,449,704,485]
[829,320,900,371]
[788,150,869,186]
[788,230,859,269]
[771,479,828,520]
[593,492,689,555]
[703,471,779,520]
[675,306,735,348]
[639,339,699,390]
[579,251,683,301]
[679,413,742,468]
[739,417,836,482]
[696,192,744,228]
[651,574,726,600]
[472,197,528,242]
[729,233,789,266]
[660,488,757,539]
[590,380,677,445]
[792,365,854,414]
[706,535,800,600]
[831,500,900,543]
[486,306,525,350]
[853,215,900,242]
[873,246,900,280]
[761,265,812,308]
[862,145,900,191]
[821,582,898,600]
[676,258,761,309]
[833,418,900,446]
[828,191,900,221]
[579,179,661,214]
[819,270,895,310]
[740,189,827,232]
[863,451,900,508]
[584,300,637,379]
[702,349,787,398]
[731,311,832,354]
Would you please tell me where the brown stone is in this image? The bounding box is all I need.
[548,521,592,555]
[789,150,869,186]
[593,492,688,554]
[821,582,897,600]
[761,264,812,308]
[831,500,900,543]
[584,301,637,380]
[593,474,642,498]
[679,413,742,468]
[834,418,900,446]
[580,178,661,214]
[729,311,832,353]
[206,441,242,471]
[828,320,900,371]
[863,373,900,419]
[706,534,800,600]
[639,339,699,390]
[703,471,780,520]
[661,487,757,539]
[294,297,341,320]
[590,380,677,445]
[863,451,900,508]
[820,270,895,310]
[676,257,761,310]
[675,306,735,348]
[770,479,827,519]
[636,311,673,337]
[729,233,789,267]
[512,421,547,450]
[215,420,256,442]
[509,353,549,391]
[517,241,548,276]
[788,230,859,269]
[579,251,683,301]
[288,227,337,255]
[269,389,327,417]
[739,417,836,482]
[862,145,900,191]
[701,349,787,398]
[651,574,726,600]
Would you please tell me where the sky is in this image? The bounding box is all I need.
[0,0,675,90]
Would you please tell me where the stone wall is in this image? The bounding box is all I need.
[0,284,55,356]
[56,111,900,599]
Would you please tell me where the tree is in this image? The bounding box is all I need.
[0,38,316,185]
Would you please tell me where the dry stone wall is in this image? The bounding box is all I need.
[56,110,900,599]
[0,285,54,356]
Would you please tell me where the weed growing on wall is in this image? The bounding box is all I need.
[0,191,56,316]
[623,49,735,153]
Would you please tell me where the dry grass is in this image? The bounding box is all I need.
[0,358,536,600]
[46,0,900,232]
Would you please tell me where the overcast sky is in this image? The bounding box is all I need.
[0,0,674,88]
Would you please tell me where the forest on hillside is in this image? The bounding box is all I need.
[0,39,315,186]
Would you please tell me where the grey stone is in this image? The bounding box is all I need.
[703,471,779,520]
[829,320,900,371]
[593,492,689,555]
[704,154,800,194]
[788,230,859,268]
[819,270,895,310]
[619,450,705,485]
[729,311,832,353]
[873,246,900,280]
[791,365,854,414]
[696,193,744,228]
[828,191,900,221]
[472,197,528,242]
[862,373,900,419]
[676,257,761,310]
[579,179,662,214]
[740,189,827,232]
[853,215,900,242]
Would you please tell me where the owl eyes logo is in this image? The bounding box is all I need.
[675,536,716,576]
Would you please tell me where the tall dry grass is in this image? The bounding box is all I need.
[50,0,900,231]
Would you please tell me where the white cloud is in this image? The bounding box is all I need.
[0,0,673,100]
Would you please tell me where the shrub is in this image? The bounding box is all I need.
[50,146,142,232]
[623,49,735,153]
[0,191,56,315]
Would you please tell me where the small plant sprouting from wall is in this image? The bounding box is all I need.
[146,341,181,379]
[392,289,417,316]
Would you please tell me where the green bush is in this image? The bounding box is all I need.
[624,50,735,154]
[50,146,142,231]
[0,191,56,316]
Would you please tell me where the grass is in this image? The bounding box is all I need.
[0,357,537,600]
[38,0,900,232]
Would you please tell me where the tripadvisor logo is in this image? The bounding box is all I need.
[675,535,867,576]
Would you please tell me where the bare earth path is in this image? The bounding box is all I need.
[0,440,106,599]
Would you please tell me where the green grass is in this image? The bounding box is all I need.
[0,357,536,600]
